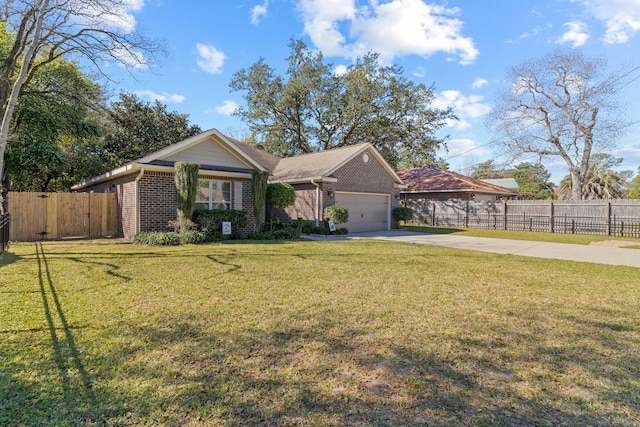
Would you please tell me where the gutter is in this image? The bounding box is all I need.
[134,167,145,235]
[311,179,321,226]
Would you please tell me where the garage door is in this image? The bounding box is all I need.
[335,192,389,233]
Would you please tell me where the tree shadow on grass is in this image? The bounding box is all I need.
[73,304,640,426]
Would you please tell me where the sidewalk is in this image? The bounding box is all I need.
[302,230,640,268]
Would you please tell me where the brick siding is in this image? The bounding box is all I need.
[81,170,254,239]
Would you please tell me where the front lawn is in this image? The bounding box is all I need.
[1,240,639,426]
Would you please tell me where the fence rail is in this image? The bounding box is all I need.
[1,213,9,255]
[406,199,640,238]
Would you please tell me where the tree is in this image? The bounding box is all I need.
[230,39,455,168]
[557,153,627,199]
[101,92,202,168]
[265,182,295,228]
[0,0,163,212]
[5,53,105,191]
[627,167,640,199]
[489,48,630,201]
[470,160,504,180]
[511,162,554,198]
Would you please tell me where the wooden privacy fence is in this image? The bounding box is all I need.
[406,199,640,238]
[8,192,118,242]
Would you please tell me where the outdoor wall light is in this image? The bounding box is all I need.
[327,190,333,197]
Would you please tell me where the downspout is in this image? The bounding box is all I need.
[311,179,321,226]
[134,167,145,235]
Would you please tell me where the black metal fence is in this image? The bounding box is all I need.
[1,213,10,255]
[406,200,640,238]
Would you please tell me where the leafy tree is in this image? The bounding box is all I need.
[101,92,202,168]
[230,39,455,168]
[511,162,555,198]
[470,160,505,180]
[3,40,105,192]
[489,48,630,201]
[0,0,163,212]
[557,153,627,199]
[627,167,640,199]
[266,182,295,228]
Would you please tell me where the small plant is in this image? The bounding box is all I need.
[323,206,349,233]
[133,231,180,246]
[393,206,414,222]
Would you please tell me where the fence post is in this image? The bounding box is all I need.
[503,201,508,230]
[465,201,469,228]
[549,200,554,233]
[606,201,612,236]
[431,200,436,226]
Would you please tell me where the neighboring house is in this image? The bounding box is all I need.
[480,178,519,190]
[396,167,519,202]
[73,128,405,238]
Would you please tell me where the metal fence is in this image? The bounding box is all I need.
[406,199,640,238]
[1,213,9,255]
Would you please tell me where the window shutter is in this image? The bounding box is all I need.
[234,181,243,210]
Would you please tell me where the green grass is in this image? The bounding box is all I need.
[402,224,640,245]
[1,240,639,426]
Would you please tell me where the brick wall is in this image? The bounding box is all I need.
[82,170,255,239]
[333,149,402,210]
[80,172,138,239]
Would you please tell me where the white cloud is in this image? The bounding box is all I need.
[251,0,269,25]
[196,43,227,74]
[557,21,589,47]
[506,26,541,44]
[434,90,492,131]
[135,90,185,103]
[333,64,348,75]
[74,0,145,34]
[578,0,640,44]
[111,45,148,69]
[471,78,488,89]
[298,0,478,64]
[214,100,240,116]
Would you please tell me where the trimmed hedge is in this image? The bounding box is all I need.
[193,209,248,242]
[393,206,414,222]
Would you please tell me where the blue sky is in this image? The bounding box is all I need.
[105,0,640,184]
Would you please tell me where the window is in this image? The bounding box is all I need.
[196,180,231,210]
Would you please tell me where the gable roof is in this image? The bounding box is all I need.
[74,128,404,189]
[396,167,518,196]
[269,143,403,185]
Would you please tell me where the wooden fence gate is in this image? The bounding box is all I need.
[8,192,118,242]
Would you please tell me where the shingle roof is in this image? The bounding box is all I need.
[270,144,368,181]
[396,167,518,195]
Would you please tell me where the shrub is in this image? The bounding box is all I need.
[180,230,205,244]
[174,162,199,223]
[134,231,180,246]
[193,209,248,242]
[323,206,349,225]
[334,227,349,235]
[393,206,414,222]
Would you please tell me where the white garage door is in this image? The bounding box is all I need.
[335,192,389,233]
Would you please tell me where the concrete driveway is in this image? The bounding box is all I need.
[303,230,640,268]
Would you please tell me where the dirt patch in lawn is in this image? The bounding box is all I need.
[588,240,640,248]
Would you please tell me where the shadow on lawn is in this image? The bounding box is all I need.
[81,307,638,426]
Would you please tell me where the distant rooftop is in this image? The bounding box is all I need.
[480,178,519,190]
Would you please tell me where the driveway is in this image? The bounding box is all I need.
[303,230,640,268]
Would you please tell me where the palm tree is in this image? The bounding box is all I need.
[557,154,627,200]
